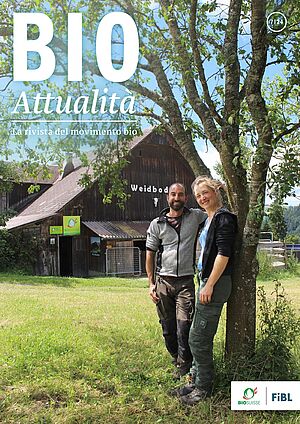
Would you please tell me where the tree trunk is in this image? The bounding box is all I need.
[171,129,211,177]
[226,237,258,356]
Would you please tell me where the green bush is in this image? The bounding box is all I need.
[0,230,16,268]
[0,209,17,227]
[257,250,277,279]
[255,281,300,380]
[0,229,39,273]
[285,234,300,244]
[216,280,300,391]
[286,252,299,273]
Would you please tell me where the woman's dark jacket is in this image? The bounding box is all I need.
[200,207,238,279]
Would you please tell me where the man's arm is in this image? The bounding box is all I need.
[191,208,207,223]
[146,249,159,303]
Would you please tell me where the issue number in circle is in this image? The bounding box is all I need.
[267,12,287,33]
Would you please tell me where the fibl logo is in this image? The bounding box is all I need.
[272,393,293,402]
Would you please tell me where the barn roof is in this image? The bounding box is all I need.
[20,165,60,184]
[5,212,57,230]
[6,165,89,230]
[83,221,149,239]
[2,163,60,185]
[5,128,159,230]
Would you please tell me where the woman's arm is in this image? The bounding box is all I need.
[200,213,237,304]
[199,255,229,304]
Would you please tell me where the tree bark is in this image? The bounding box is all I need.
[225,0,274,356]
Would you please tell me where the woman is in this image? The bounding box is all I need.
[178,176,237,406]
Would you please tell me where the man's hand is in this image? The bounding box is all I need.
[199,283,214,304]
[149,283,160,303]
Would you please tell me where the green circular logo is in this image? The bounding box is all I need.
[243,387,257,400]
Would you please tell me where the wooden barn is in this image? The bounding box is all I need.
[0,165,59,214]
[6,129,198,277]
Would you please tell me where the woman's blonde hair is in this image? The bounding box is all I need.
[191,175,225,206]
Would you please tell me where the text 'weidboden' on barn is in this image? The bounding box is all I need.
[5,129,198,277]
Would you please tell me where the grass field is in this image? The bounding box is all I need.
[0,272,299,423]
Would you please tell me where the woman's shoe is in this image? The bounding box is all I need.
[180,387,212,405]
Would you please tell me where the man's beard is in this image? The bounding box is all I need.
[169,200,185,211]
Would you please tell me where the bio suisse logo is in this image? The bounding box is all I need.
[238,387,260,406]
[243,387,257,400]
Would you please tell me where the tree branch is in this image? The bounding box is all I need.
[0,24,12,37]
[0,77,13,91]
[125,79,167,109]
[273,121,300,144]
[134,110,170,128]
[201,34,223,52]
[159,0,221,148]
[189,0,223,126]
[245,0,273,233]
[267,59,297,67]
[223,0,242,121]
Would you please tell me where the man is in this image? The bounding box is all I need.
[146,182,206,378]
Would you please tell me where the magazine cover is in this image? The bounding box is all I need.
[0,0,299,422]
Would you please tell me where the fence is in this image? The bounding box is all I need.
[105,247,141,276]
[258,241,286,269]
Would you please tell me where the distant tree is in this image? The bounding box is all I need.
[260,215,272,233]
[267,201,287,241]
[284,205,300,237]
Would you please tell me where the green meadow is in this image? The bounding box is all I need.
[0,272,299,423]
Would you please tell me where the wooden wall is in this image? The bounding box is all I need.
[0,183,52,214]
[60,131,198,221]
[12,131,200,277]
